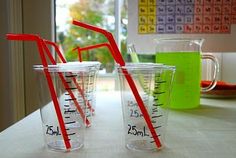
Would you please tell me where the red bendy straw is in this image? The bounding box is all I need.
[72,20,162,149]
[44,40,94,120]
[73,42,114,63]
[6,33,71,150]
[72,20,125,66]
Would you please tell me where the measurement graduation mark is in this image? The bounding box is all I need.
[65,74,77,78]
[64,108,76,114]
[67,132,76,136]
[65,121,76,124]
[152,110,158,113]
[66,87,77,90]
[153,91,165,95]
[152,107,158,111]
[155,81,166,84]
[65,98,77,101]
[154,125,162,129]
[152,114,163,118]
[150,136,161,143]
[153,103,163,106]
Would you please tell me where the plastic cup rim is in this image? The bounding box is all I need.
[33,63,94,72]
[116,63,176,71]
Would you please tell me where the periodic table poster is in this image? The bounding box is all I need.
[127,0,236,53]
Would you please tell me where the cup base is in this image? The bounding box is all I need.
[126,140,162,151]
[47,140,84,152]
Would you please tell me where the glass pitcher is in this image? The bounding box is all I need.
[155,38,219,109]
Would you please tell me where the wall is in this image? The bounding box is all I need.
[202,53,236,83]
[127,0,236,54]
[0,0,14,131]
[0,0,54,131]
[22,0,54,115]
[221,53,236,83]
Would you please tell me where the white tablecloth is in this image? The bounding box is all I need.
[0,91,236,158]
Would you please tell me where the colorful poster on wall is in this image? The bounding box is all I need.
[128,0,236,53]
[138,0,236,34]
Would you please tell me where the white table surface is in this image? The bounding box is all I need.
[0,91,236,158]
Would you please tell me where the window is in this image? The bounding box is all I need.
[56,0,128,71]
[55,0,128,91]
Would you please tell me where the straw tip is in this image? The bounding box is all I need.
[6,33,15,40]
[72,19,79,24]
[5,33,41,41]
[85,119,91,126]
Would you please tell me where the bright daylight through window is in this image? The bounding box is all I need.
[55,0,128,75]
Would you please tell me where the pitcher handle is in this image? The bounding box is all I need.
[201,53,219,92]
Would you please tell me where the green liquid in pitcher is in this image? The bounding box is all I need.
[156,52,201,109]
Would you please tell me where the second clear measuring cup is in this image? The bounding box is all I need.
[117,63,175,151]
[34,63,93,151]
[156,38,219,109]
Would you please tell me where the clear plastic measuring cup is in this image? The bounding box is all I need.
[34,63,93,151]
[116,63,175,151]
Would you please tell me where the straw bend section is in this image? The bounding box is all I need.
[44,40,67,63]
